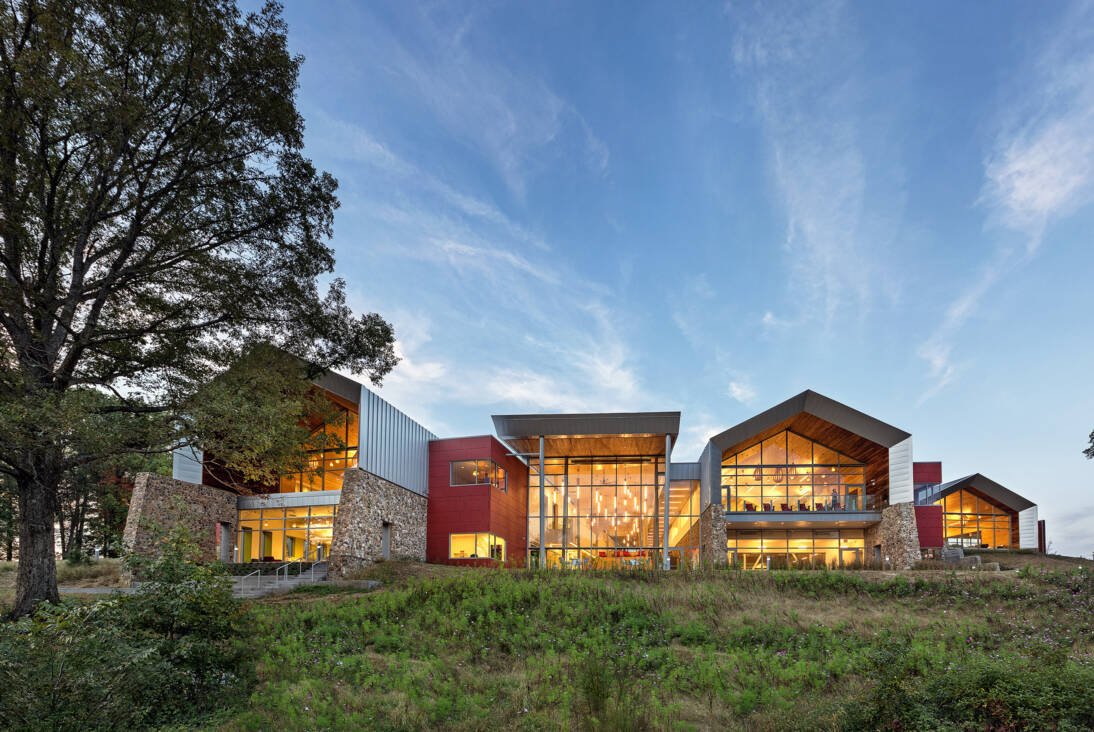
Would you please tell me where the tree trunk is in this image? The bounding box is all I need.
[12,474,60,617]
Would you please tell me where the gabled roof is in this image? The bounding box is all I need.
[708,390,910,454]
[936,473,1035,512]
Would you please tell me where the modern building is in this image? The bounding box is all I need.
[121,369,1045,574]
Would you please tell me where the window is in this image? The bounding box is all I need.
[721,430,868,513]
[449,532,506,560]
[236,504,338,561]
[932,489,1012,549]
[278,403,358,493]
[450,459,507,492]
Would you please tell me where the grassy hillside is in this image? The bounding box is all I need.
[214,564,1094,731]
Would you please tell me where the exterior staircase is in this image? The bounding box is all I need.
[231,561,328,599]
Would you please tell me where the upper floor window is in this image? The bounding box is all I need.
[450,459,507,492]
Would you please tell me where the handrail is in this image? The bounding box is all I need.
[240,568,262,594]
[274,546,322,585]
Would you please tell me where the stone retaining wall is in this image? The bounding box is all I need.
[328,468,427,577]
[122,473,237,561]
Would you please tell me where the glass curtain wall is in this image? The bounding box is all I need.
[726,529,866,569]
[933,490,1012,548]
[236,504,337,562]
[722,430,869,512]
[526,456,700,568]
[279,405,359,493]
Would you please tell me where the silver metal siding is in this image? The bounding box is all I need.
[358,386,437,497]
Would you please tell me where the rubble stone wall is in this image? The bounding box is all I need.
[328,468,427,577]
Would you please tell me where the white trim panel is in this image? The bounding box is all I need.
[888,437,914,504]
[1018,506,1038,550]
[171,446,203,485]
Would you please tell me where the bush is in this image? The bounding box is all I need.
[0,523,252,730]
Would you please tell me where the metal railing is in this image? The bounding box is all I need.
[727,491,886,513]
[240,568,262,594]
[274,547,323,586]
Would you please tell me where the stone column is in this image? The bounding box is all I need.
[328,468,427,578]
[699,503,726,568]
[874,502,920,569]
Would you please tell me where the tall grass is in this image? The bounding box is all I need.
[215,565,1093,730]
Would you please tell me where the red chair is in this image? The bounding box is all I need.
[763,502,773,512]
[745,502,757,512]
[814,503,825,511]
[779,503,791,512]
[798,501,810,511]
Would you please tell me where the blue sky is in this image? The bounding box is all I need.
[260,1,1094,556]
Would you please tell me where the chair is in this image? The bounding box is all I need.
[779,503,791,512]
[763,502,773,512]
[814,502,825,512]
[745,502,756,512]
[798,501,810,511]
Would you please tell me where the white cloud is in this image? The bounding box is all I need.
[760,311,791,330]
[919,4,1094,401]
[728,0,875,328]
[728,380,756,404]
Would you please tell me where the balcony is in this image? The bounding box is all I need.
[724,491,885,528]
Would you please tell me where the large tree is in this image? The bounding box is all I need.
[0,0,397,617]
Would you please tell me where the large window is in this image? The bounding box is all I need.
[449,532,506,560]
[279,404,358,493]
[726,529,866,569]
[526,456,699,569]
[236,504,337,562]
[722,430,871,512]
[450,459,506,492]
[933,489,1012,549]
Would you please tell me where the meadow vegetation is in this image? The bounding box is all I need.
[219,563,1094,731]
[2,556,1092,730]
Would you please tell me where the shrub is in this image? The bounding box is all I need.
[0,523,252,730]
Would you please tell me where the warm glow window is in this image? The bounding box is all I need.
[726,529,867,569]
[525,456,700,569]
[721,430,869,513]
[449,532,506,560]
[933,489,1012,549]
[278,404,358,493]
[236,504,338,562]
[450,459,507,492]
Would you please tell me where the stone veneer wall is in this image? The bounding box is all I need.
[699,503,726,567]
[122,473,237,561]
[866,502,920,569]
[328,468,427,577]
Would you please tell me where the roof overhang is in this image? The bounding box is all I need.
[936,473,1034,512]
[709,390,911,461]
[492,411,680,457]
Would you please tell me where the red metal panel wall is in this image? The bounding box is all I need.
[913,461,942,484]
[914,505,944,548]
[426,436,528,567]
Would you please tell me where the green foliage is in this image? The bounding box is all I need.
[218,567,1094,730]
[0,522,252,730]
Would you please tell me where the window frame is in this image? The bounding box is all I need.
[450,458,507,492]
[448,532,506,560]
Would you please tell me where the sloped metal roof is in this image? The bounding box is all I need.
[708,390,910,453]
[936,473,1035,512]
[491,411,681,443]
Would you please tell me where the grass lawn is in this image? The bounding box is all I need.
[209,561,1094,731]
[0,557,125,608]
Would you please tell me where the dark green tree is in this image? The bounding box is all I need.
[0,1,396,617]
[1084,432,1094,460]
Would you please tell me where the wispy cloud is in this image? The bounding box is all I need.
[728,0,875,328]
[919,2,1094,401]
[350,4,608,201]
[728,380,756,404]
